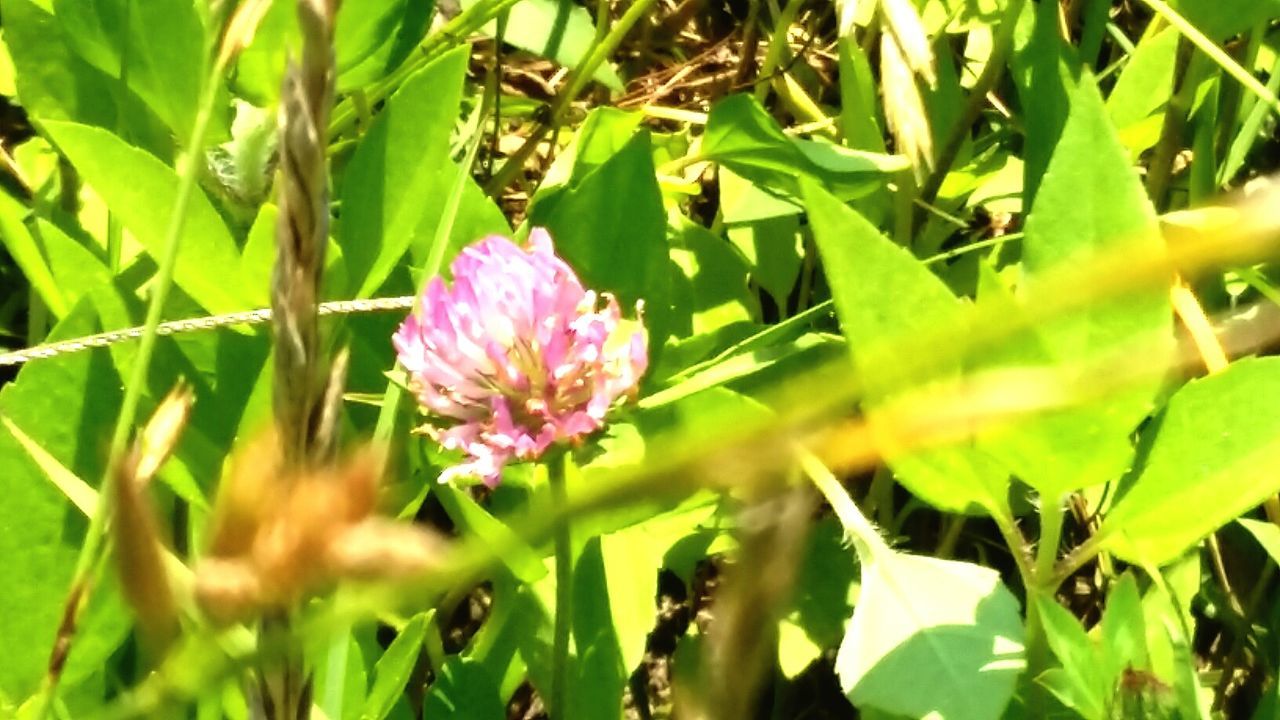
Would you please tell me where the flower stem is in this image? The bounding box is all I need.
[1034,493,1066,588]
[549,451,572,720]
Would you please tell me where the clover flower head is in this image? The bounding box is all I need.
[393,229,647,486]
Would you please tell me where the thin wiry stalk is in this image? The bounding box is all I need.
[0,297,415,368]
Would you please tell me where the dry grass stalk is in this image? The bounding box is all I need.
[273,0,340,468]
[263,0,340,716]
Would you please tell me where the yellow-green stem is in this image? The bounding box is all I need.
[549,451,573,720]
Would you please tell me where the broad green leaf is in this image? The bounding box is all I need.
[601,503,715,671]
[836,38,885,153]
[0,190,70,317]
[1168,0,1280,40]
[363,613,427,720]
[803,178,1009,516]
[837,552,1025,720]
[566,537,629,718]
[468,0,623,91]
[228,0,294,104]
[0,300,130,700]
[985,69,1172,498]
[527,129,672,349]
[1101,357,1280,566]
[1107,27,1178,158]
[336,0,434,92]
[335,0,409,74]
[337,46,487,298]
[52,0,209,143]
[422,658,506,718]
[315,634,366,720]
[40,120,250,315]
[703,94,906,199]
[719,166,802,224]
[1100,574,1150,690]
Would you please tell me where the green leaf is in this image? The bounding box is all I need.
[337,46,484,298]
[336,0,410,74]
[985,69,1172,498]
[669,215,757,337]
[336,0,434,92]
[836,552,1025,720]
[1101,357,1280,566]
[527,129,672,349]
[1107,27,1178,159]
[1239,518,1280,568]
[469,0,623,91]
[703,94,905,199]
[1168,0,1280,40]
[436,484,548,584]
[802,178,1009,516]
[422,658,506,719]
[228,0,294,105]
[1032,594,1107,720]
[1101,574,1150,689]
[836,38,885,153]
[0,299,130,700]
[2,0,116,128]
[1010,0,1071,206]
[566,537,629,718]
[52,0,209,143]
[600,503,714,671]
[363,613,427,720]
[779,517,860,678]
[40,120,250,315]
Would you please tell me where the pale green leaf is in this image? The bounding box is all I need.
[837,552,1025,720]
[1101,357,1280,566]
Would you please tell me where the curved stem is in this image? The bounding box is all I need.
[549,452,572,720]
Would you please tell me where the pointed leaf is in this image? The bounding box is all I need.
[1101,357,1280,566]
[41,120,249,315]
[984,70,1172,497]
[803,178,1009,516]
